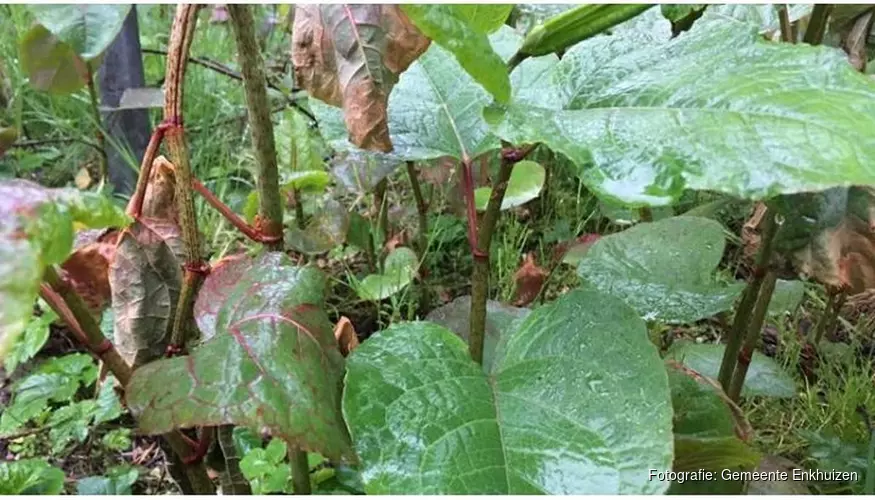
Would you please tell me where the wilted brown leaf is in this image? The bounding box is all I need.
[60,228,119,315]
[511,252,547,307]
[141,155,178,222]
[333,316,359,357]
[292,5,429,152]
[776,187,875,295]
[840,9,875,72]
[109,218,183,367]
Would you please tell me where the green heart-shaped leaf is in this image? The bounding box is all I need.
[343,288,673,494]
[30,4,132,60]
[474,160,545,211]
[355,247,418,301]
[577,216,744,323]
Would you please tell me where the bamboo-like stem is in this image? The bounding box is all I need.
[40,268,131,384]
[42,266,214,493]
[778,5,794,43]
[216,426,251,494]
[468,145,536,365]
[289,445,312,494]
[191,177,279,243]
[803,4,833,45]
[86,62,108,185]
[638,206,653,223]
[228,4,283,250]
[718,206,778,390]
[727,270,778,401]
[406,161,428,254]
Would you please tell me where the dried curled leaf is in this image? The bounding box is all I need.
[333,316,359,357]
[109,219,182,367]
[141,156,178,222]
[293,5,429,152]
[511,252,547,307]
[774,187,875,295]
[59,228,118,315]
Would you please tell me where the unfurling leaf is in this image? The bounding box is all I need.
[333,316,359,357]
[0,180,129,363]
[109,219,182,367]
[127,253,353,461]
[510,252,547,307]
[293,5,429,152]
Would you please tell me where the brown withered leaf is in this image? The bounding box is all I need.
[109,218,183,367]
[141,155,178,222]
[292,5,429,152]
[840,9,875,72]
[511,252,548,307]
[774,187,875,295]
[60,228,119,315]
[333,316,359,357]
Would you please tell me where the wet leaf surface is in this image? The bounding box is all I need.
[667,363,759,472]
[424,295,529,373]
[127,252,353,461]
[343,289,673,494]
[577,216,744,323]
[401,5,511,103]
[488,12,875,205]
[665,341,796,398]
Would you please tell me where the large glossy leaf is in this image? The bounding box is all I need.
[474,160,545,211]
[424,295,530,372]
[667,363,759,474]
[292,5,429,152]
[109,218,182,367]
[194,254,252,342]
[665,341,796,398]
[127,253,353,461]
[401,5,511,103]
[487,13,875,206]
[0,180,129,363]
[577,216,744,323]
[343,289,673,494]
[30,5,132,60]
[19,24,86,94]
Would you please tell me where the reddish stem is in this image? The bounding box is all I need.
[127,122,171,218]
[459,158,481,257]
[190,177,281,244]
